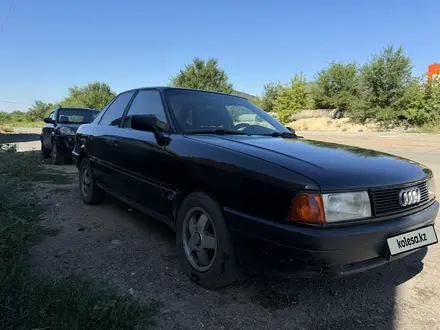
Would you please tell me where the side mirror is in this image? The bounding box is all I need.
[130,114,169,145]
[286,126,295,134]
[44,117,54,124]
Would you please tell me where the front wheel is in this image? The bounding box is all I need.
[51,143,64,165]
[41,140,50,159]
[176,192,242,289]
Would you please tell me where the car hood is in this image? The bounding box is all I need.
[187,135,431,191]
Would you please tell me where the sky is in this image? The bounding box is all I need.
[0,0,439,112]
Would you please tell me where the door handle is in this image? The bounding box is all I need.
[113,140,119,147]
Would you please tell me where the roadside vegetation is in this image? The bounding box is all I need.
[170,46,440,132]
[0,82,115,128]
[1,45,439,132]
[0,146,157,329]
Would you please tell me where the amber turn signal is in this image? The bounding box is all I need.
[289,193,326,224]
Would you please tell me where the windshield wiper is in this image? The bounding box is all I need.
[186,129,250,135]
[258,131,298,138]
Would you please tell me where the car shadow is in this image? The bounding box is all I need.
[232,250,425,329]
[0,133,40,144]
[100,193,428,329]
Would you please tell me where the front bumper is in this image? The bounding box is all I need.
[54,135,75,157]
[226,201,438,277]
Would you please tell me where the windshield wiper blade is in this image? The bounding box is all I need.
[186,129,249,135]
[258,131,298,138]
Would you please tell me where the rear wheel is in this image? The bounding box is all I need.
[79,158,104,205]
[176,192,242,288]
[51,143,64,165]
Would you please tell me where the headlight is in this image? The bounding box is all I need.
[427,177,436,201]
[289,191,371,224]
[59,127,75,135]
[322,191,371,222]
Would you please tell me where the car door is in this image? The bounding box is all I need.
[88,91,135,190]
[112,89,174,217]
[42,111,56,149]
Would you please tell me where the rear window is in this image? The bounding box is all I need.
[57,109,99,124]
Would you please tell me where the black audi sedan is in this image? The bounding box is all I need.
[72,87,438,288]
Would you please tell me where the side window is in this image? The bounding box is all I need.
[99,92,134,126]
[124,90,168,129]
[93,100,113,124]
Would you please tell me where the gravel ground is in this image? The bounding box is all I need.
[7,128,440,329]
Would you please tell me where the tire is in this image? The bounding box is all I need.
[51,143,65,165]
[79,158,104,205]
[176,192,242,288]
[41,140,50,159]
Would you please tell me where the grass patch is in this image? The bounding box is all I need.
[0,262,158,330]
[0,150,157,329]
[5,121,43,128]
[0,151,75,184]
[31,171,75,185]
[413,122,440,133]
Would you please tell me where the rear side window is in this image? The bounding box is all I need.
[126,90,167,122]
[123,90,168,130]
[99,92,134,126]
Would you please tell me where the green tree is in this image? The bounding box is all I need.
[248,95,265,109]
[259,82,283,112]
[0,112,12,123]
[349,46,414,123]
[313,61,359,110]
[169,57,234,93]
[360,45,412,109]
[26,101,53,121]
[426,78,440,115]
[61,82,116,110]
[274,73,314,123]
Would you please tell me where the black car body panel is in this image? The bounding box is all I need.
[227,201,438,276]
[185,135,431,191]
[72,87,438,278]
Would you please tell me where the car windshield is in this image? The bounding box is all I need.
[165,89,289,135]
[58,109,99,124]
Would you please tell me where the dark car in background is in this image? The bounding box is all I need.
[72,87,438,288]
[41,106,99,164]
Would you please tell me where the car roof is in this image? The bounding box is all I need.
[56,107,99,111]
[120,86,247,99]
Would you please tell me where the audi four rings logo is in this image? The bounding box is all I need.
[399,188,421,207]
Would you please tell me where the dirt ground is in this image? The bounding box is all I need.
[5,128,440,329]
[288,118,406,133]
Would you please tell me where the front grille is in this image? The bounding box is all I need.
[371,181,429,216]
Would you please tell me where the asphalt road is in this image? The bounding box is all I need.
[6,127,440,329]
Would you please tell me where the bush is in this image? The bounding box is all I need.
[60,82,116,110]
[259,82,283,112]
[0,124,13,133]
[313,61,359,111]
[273,73,314,124]
[26,101,53,122]
[169,57,234,94]
[360,45,412,109]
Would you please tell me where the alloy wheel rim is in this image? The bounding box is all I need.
[182,207,217,272]
[81,167,91,197]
